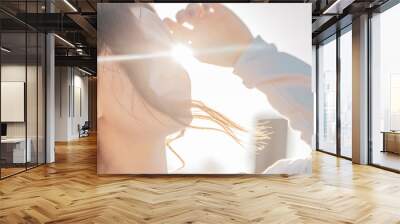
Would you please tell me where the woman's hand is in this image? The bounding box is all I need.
[163,3,253,67]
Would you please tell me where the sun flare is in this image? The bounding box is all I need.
[171,44,193,65]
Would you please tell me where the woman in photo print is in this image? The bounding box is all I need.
[97,3,312,174]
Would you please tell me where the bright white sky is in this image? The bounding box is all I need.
[152,3,311,173]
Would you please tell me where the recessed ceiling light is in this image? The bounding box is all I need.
[54,34,75,48]
[78,67,93,76]
[323,0,354,15]
[63,0,78,12]
[1,47,11,53]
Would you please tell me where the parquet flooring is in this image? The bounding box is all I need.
[1,135,400,223]
[0,167,26,178]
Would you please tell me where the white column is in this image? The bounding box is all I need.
[46,0,56,163]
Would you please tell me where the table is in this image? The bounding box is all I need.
[381,131,400,154]
[1,138,32,164]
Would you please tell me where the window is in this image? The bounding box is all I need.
[317,36,337,154]
[339,27,352,158]
[370,3,400,171]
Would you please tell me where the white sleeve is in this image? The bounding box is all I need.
[233,36,313,146]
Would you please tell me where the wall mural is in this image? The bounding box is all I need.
[97,3,313,174]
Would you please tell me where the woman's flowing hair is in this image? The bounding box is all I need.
[166,100,246,171]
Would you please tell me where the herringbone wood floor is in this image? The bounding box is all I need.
[1,135,400,224]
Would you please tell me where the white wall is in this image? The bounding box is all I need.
[55,67,89,141]
[71,73,89,138]
[55,66,70,141]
